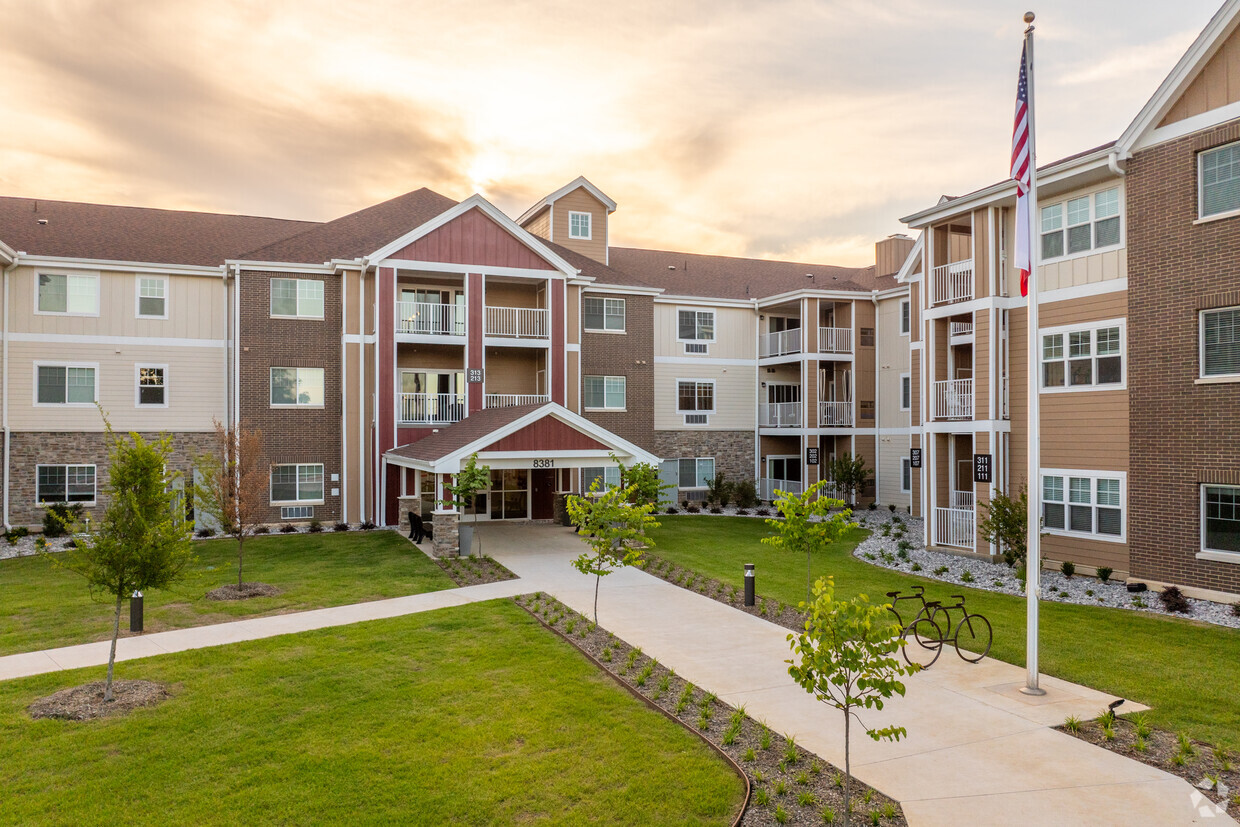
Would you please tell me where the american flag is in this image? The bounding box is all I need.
[1011,42,1032,297]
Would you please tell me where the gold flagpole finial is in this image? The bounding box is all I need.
[1024,11,1035,24]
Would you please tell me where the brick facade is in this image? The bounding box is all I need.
[8,430,214,528]
[239,270,343,523]
[1127,119,1240,596]
[580,292,655,451]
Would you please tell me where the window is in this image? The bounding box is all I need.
[270,463,324,503]
[677,309,715,341]
[489,468,528,519]
[1202,485,1240,554]
[900,300,910,335]
[1201,307,1240,378]
[1042,471,1124,540]
[677,380,714,412]
[676,457,715,490]
[584,375,626,410]
[1040,188,1121,259]
[270,367,325,407]
[581,466,621,491]
[137,276,167,318]
[37,464,96,504]
[37,273,97,315]
[568,211,592,240]
[270,278,325,319]
[1041,322,1124,390]
[36,364,96,405]
[901,458,912,493]
[860,327,875,347]
[1199,141,1240,218]
[136,365,167,406]
[900,373,911,411]
[583,297,625,331]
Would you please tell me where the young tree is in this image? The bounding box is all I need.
[762,479,854,604]
[193,420,268,588]
[828,453,871,508]
[566,479,660,624]
[612,452,671,507]
[977,485,1030,568]
[441,453,491,557]
[787,577,916,826]
[52,426,195,702]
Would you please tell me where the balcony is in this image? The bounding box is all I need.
[818,401,853,427]
[950,321,973,337]
[396,301,465,336]
[934,506,975,549]
[931,260,974,306]
[933,378,974,420]
[952,490,975,509]
[486,306,549,338]
[818,327,853,354]
[760,478,803,501]
[760,328,801,358]
[398,392,465,425]
[485,393,550,408]
[759,401,802,428]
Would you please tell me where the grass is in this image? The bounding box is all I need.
[0,532,454,656]
[0,600,743,825]
[649,516,1240,749]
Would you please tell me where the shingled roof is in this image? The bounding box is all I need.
[385,404,544,463]
[0,196,317,267]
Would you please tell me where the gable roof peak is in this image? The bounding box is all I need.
[517,176,617,226]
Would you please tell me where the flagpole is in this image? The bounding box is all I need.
[1020,10,1045,697]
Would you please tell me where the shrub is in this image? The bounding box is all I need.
[911,562,922,572]
[888,503,896,512]
[64,538,77,549]
[307,520,323,533]
[195,527,216,538]
[709,506,723,514]
[1159,586,1191,614]
[736,508,749,516]
[4,526,29,544]
[279,523,298,534]
[665,506,677,514]
[867,501,877,510]
[755,507,770,516]
[1096,566,1112,584]
[360,521,376,530]
[1061,560,1076,578]
[43,503,84,538]
[333,522,350,531]
[933,565,948,575]
[682,500,689,509]
[705,472,732,508]
[977,486,1029,567]
[1232,602,1240,618]
[960,570,974,583]
[733,479,759,509]
[1063,715,1081,733]
[253,525,270,534]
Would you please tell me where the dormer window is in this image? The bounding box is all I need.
[569,211,592,240]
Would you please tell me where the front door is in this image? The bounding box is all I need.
[531,468,556,520]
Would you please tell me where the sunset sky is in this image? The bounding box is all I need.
[0,1,1224,266]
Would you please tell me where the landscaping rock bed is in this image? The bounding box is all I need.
[204,582,281,601]
[437,555,517,587]
[514,592,907,827]
[29,680,171,721]
[1057,714,1238,812]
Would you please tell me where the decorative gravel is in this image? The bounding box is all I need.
[848,509,1240,630]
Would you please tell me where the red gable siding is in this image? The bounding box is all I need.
[391,207,556,270]
[484,417,608,452]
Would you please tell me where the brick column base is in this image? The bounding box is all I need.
[432,511,460,558]
[554,493,571,527]
[397,497,420,537]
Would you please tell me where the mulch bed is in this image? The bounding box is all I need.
[29,680,171,721]
[514,592,906,827]
[436,555,518,587]
[204,583,281,601]
[642,555,808,633]
[1058,716,1238,810]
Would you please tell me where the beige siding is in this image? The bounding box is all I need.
[1039,288,1127,329]
[567,284,580,345]
[397,342,465,371]
[1041,391,1128,470]
[484,349,542,395]
[484,279,542,309]
[1039,249,1126,292]
[551,188,608,263]
[876,294,910,429]
[654,363,755,430]
[654,302,755,359]
[1160,27,1240,127]
[524,206,551,240]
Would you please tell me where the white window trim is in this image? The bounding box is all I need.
[567,210,593,240]
[135,274,170,320]
[1198,305,1240,381]
[1038,183,1125,265]
[35,463,98,506]
[270,367,326,408]
[1039,318,1127,393]
[33,361,100,407]
[135,363,169,408]
[1198,484,1240,564]
[583,375,627,412]
[269,278,325,320]
[1039,468,1126,544]
[269,462,326,505]
[901,457,912,493]
[582,296,626,333]
[1198,140,1240,221]
[675,307,717,344]
[675,378,716,414]
[899,372,911,411]
[34,271,101,318]
[899,299,911,336]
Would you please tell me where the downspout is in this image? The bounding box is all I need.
[872,291,880,505]
[752,298,760,489]
[1107,151,1126,178]
[2,256,16,530]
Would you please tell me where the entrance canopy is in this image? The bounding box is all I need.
[382,403,660,475]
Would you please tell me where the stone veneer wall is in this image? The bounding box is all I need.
[8,431,215,528]
[651,430,754,488]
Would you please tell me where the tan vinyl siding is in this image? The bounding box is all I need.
[654,363,755,430]
[484,280,541,309]
[551,188,608,263]
[567,350,580,412]
[1039,249,1126,293]
[567,284,580,345]
[483,349,543,395]
[1041,391,1128,470]
[396,342,464,371]
[877,295,911,430]
[524,206,551,240]
[654,303,755,359]
[343,340,363,522]
[1039,288,1127,328]
[1159,27,1240,127]
[974,309,990,417]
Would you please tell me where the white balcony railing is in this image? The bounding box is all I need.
[396,301,465,336]
[818,327,853,354]
[485,393,550,408]
[398,392,465,425]
[952,490,975,510]
[759,401,802,428]
[931,260,974,306]
[933,378,974,420]
[950,321,974,336]
[818,401,853,427]
[760,328,802,358]
[934,507,975,549]
[760,478,803,501]
[485,306,549,338]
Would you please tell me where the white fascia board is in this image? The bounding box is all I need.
[22,255,225,277]
[381,260,563,280]
[369,194,579,278]
[654,295,757,309]
[1118,0,1240,156]
[516,176,618,225]
[228,259,335,273]
[755,288,873,307]
[582,282,663,296]
[0,239,17,266]
[894,233,924,284]
[875,285,910,300]
[1135,99,1240,152]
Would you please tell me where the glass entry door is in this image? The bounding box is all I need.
[488,469,529,519]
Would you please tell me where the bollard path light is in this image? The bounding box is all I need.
[744,563,755,607]
[130,590,144,633]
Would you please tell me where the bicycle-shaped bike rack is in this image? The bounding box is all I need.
[885,585,993,669]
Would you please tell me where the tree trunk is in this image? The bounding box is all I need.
[105,591,122,703]
[593,573,601,625]
[807,548,812,606]
[843,711,852,827]
[237,533,244,588]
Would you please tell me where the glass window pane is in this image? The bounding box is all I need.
[271,279,298,316]
[1096,478,1120,507]
[1203,309,1240,376]
[139,367,165,405]
[1096,327,1120,355]
[271,465,298,501]
[1094,216,1120,247]
[297,368,324,406]
[271,368,297,405]
[583,298,604,330]
[1043,361,1065,387]
[1043,334,1063,360]
[678,381,696,411]
[37,366,66,403]
[1067,224,1092,254]
[138,296,164,316]
[1069,505,1093,532]
[38,274,67,313]
[697,458,715,488]
[1041,231,1064,259]
[1097,507,1122,536]
[677,459,695,488]
[1069,359,1093,386]
[1043,476,1063,502]
[1040,203,1063,231]
[1066,196,1090,226]
[697,312,714,340]
[697,382,713,411]
[68,276,97,313]
[1094,188,1119,219]
[605,376,625,408]
[66,368,95,403]
[66,466,95,502]
[1069,478,1091,504]
[605,298,625,330]
[1043,502,1065,530]
[582,467,604,491]
[1069,331,1091,358]
[38,466,66,503]
[1202,144,1240,217]
[678,310,696,340]
[298,280,324,318]
[1205,486,1240,552]
[298,465,324,500]
[1096,356,1122,384]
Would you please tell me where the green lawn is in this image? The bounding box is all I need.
[0,600,743,826]
[0,531,454,657]
[649,516,1240,750]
